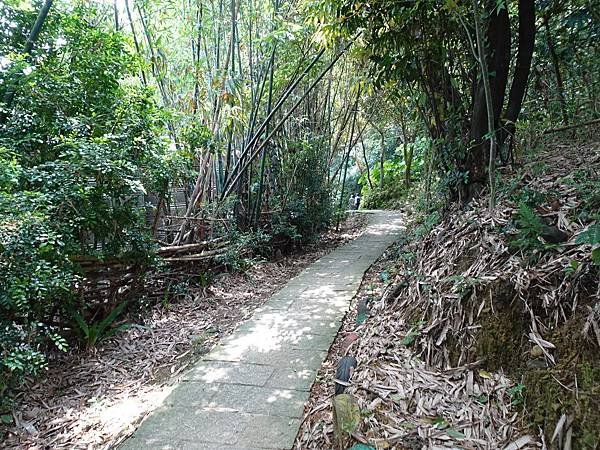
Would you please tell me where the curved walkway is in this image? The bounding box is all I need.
[120,211,404,450]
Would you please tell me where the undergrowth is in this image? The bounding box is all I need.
[382,141,600,447]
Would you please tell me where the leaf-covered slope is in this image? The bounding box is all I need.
[360,142,599,447]
[297,141,599,449]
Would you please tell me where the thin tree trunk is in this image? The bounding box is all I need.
[253,46,277,226]
[466,0,510,200]
[372,125,386,189]
[399,112,412,187]
[192,1,203,114]
[124,0,148,86]
[472,0,497,208]
[221,39,357,200]
[221,47,327,197]
[1,0,53,123]
[544,15,569,125]
[113,0,120,31]
[136,3,177,143]
[361,135,373,189]
[336,89,360,230]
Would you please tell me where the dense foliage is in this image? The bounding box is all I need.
[0,0,598,443]
[0,0,337,399]
[0,4,176,399]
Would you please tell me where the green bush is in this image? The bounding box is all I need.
[577,223,600,265]
[361,182,406,209]
[509,203,545,252]
[0,6,183,401]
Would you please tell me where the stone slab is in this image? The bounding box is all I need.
[238,415,301,449]
[124,408,248,445]
[265,367,318,391]
[120,211,404,450]
[164,382,308,417]
[183,361,275,385]
[208,346,329,370]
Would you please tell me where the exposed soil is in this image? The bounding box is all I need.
[1,214,367,450]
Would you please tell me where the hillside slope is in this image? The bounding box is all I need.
[297,141,599,449]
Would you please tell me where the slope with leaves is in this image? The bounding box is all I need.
[296,139,599,449]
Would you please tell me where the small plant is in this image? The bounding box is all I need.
[564,259,580,275]
[510,203,545,251]
[415,211,441,237]
[576,223,600,265]
[508,383,526,406]
[71,302,129,350]
[195,272,214,288]
[221,230,270,271]
[399,328,419,346]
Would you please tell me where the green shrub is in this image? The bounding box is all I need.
[577,223,600,264]
[71,301,130,350]
[0,6,181,399]
[361,182,406,209]
[510,203,545,251]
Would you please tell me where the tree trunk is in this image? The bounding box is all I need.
[499,0,536,160]
[544,15,569,125]
[472,0,499,207]
[466,0,510,199]
[373,126,385,189]
[399,112,412,187]
[113,0,120,31]
[361,135,373,189]
[337,90,360,230]
[192,1,203,114]
[124,0,148,86]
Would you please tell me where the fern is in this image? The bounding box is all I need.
[510,203,544,251]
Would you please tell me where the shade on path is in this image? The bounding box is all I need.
[120,210,404,450]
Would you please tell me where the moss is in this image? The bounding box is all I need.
[523,310,600,449]
[524,360,600,449]
[474,282,526,372]
[469,278,600,448]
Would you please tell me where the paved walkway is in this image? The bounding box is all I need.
[120,211,404,450]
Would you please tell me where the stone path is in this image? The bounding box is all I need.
[120,211,403,450]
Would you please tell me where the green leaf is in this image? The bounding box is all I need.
[399,330,418,346]
[97,301,128,336]
[1,414,13,425]
[478,369,492,379]
[475,394,488,404]
[446,428,466,439]
[356,310,368,325]
[432,416,447,427]
[576,224,600,245]
[443,0,458,10]
[71,310,89,337]
[592,247,600,265]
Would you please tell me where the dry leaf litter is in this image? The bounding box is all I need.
[2,215,367,449]
[296,142,599,450]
